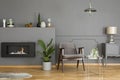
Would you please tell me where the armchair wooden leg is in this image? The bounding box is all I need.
[62,59,64,72]
[82,59,85,71]
[77,60,79,68]
[57,53,61,70]
[57,59,60,70]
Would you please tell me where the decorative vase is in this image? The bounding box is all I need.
[43,62,52,70]
[37,13,41,27]
[41,21,46,28]
[3,19,6,28]
[37,23,41,27]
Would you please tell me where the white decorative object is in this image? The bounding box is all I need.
[88,48,99,59]
[106,26,117,43]
[43,62,52,70]
[41,21,46,28]
[7,19,14,27]
[47,18,52,27]
[3,19,6,28]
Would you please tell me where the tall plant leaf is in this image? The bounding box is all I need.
[38,40,46,50]
[47,46,55,57]
[38,38,55,62]
[47,38,53,47]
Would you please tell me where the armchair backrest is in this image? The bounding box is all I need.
[59,42,77,55]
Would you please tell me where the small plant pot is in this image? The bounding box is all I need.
[43,62,52,70]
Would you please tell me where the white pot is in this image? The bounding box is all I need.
[43,62,52,70]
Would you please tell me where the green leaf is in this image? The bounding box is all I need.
[43,57,50,62]
[47,46,55,57]
[38,38,55,62]
[47,38,53,47]
[38,40,46,50]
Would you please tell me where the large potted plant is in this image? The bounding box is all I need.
[38,38,55,70]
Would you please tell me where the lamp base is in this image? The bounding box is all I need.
[109,41,115,44]
[108,35,115,43]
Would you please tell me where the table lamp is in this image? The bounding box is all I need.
[106,26,117,43]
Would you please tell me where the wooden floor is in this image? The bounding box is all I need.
[0,64,120,80]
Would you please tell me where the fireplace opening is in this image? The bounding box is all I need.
[1,42,35,57]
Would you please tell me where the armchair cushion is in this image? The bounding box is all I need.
[62,54,83,59]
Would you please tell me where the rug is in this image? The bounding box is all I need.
[0,73,32,79]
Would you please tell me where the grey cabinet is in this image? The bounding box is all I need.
[102,43,120,65]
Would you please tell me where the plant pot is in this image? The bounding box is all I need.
[43,62,52,70]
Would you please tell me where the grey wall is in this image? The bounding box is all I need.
[0,0,120,64]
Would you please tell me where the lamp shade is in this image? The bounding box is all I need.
[106,27,117,34]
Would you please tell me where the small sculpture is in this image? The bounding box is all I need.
[7,19,14,27]
[88,48,99,59]
[25,22,32,28]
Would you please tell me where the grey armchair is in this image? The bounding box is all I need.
[57,42,85,72]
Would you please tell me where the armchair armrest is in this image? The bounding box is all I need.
[78,47,84,54]
[59,48,65,55]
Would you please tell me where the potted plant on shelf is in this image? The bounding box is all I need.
[38,38,55,70]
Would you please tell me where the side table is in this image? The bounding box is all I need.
[86,56,104,79]
[86,56,104,66]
